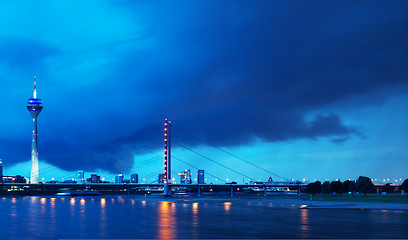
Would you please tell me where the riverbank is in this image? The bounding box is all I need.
[2,192,407,210]
[146,193,408,210]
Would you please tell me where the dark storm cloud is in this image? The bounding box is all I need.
[2,1,408,173]
[0,36,59,71]
[106,1,408,146]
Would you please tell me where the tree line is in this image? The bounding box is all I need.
[306,176,408,196]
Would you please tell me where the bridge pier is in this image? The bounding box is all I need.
[298,186,301,196]
[164,183,171,197]
[197,186,201,197]
[264,186,267,197]
[230,186,234,197]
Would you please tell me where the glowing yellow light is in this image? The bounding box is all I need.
[224,202,232,211]
[165,123,167,126]
[164,139,167,141]
[300,205,308,209]
[164,128,167,131]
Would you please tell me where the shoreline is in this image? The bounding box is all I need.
[2,194,407,210]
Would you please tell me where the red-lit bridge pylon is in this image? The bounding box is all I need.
[163,119,171,196]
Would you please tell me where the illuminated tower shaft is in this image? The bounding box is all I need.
[164,119,171,196]
[27,77,43,184]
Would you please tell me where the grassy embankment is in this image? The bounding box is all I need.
[297,193,408,204]
[202,193,408,204]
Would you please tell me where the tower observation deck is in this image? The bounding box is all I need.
[27,76,43,184]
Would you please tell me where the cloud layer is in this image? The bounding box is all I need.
[0,1,407,174]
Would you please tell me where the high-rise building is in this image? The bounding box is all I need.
[158,173,165,183]
[115,174,124,183]
[27,77,43,184]
[77,170,85,184]
[197,170,205,184]
[89,174,101,183]
[178,172,185,183]
[2,175,26,183]
[179,169,192,184]
[131,173,138,183]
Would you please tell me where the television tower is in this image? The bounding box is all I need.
[27,76,43,184]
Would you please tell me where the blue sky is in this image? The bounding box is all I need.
[0,1,407,183]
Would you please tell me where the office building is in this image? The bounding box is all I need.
[115,174,124,183]
[2,175,27,183]
[178,169,192,184]
[158,173,165,183]
[131,173,138,183]
[77,170,85,184]
[197,170,205,184]
[89,174,101,183]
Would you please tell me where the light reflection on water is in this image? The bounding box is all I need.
[157,201,176,239]
[300,208,309,238]
[192,202,199,238]
[0,196,406,239]
[224,201,232,212]
[100,198,107,237]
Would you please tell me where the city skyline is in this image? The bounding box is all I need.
[0,1,407,182]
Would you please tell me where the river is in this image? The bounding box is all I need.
[0,195,407,239]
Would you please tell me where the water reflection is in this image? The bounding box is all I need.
[192,202,199,238]
[70,198,76,217]
[40,197,47,215]
[0,196,406,239]
[10,198,17,218]
[157,201,176,239]
[79,198,86,233]
[300,209,309,238]
[50,198,56,233]
[224,202,232,212]
[100,198,107,237]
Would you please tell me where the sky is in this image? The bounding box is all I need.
[0,1,407,183]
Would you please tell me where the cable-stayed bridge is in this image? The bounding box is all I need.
[5,119,304,196]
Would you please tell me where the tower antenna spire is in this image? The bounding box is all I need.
[33,76,37,99]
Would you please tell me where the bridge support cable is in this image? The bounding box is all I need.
[37,126,161,176]
[172,155,226,183]
[91,155,163,183]
[38,140,162,180]
[141,170,164,183]
[174,126,289,181]
[173,140,256,182]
